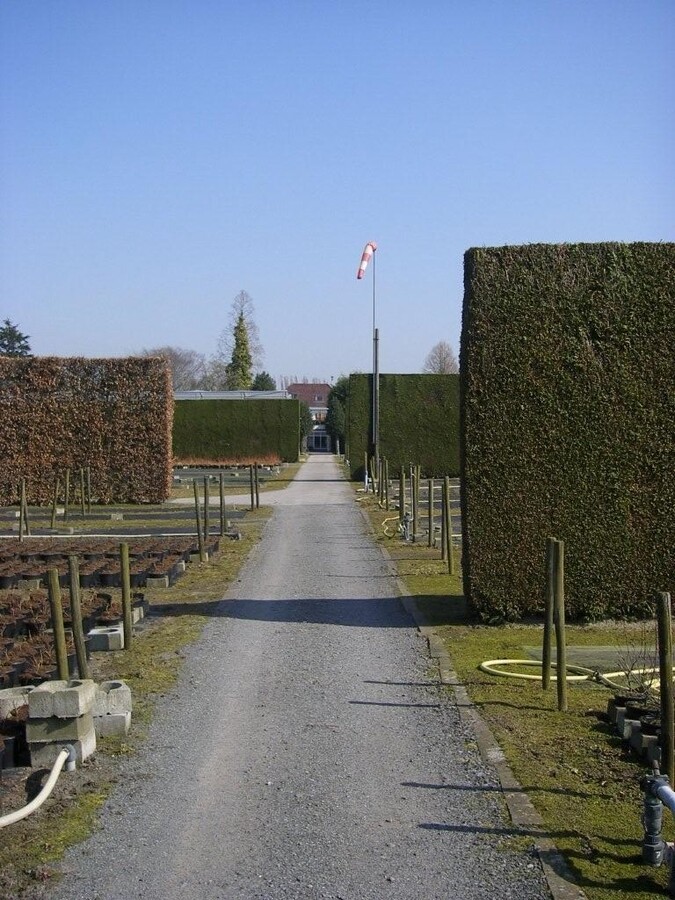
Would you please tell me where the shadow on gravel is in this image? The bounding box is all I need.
[403,780,612,800]
[157,596,418,627]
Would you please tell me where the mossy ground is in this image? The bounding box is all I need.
[358,489,672,900]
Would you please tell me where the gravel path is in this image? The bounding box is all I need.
[45,455,550,900]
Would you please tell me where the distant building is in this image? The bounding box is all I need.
[286,382,331,452]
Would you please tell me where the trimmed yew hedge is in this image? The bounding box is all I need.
[347,374,460,480]
[0,357,173,504]
[173,398,300,464]
[461,242,675,622]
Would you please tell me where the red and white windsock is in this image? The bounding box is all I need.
[356,241,377,279]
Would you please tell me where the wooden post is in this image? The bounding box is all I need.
[68,556,90,679]
[657,592,674,784]
[80,468,86,517]
[427,478,434,548]
[444,476,454,574]
[255,462,260,509]
[51,475,60,530]
[203,476,209,542]
[193,480,205,562]
[249,465,255,510]
[553,539,568,712]
[543,538,556,691]
[86,465,92,514]
[219,472,226,536]
[120,543,133,650]
[364,452,369,491]
[19,479,26,542]
[399,467,406,524]
[384,458,390,511]
[22,479,31,536]
[411,467,418,542]
[440,477,447,561]
[64,468,70,522]
[48,569,69,680]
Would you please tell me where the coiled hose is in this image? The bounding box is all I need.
[478,659,673,693]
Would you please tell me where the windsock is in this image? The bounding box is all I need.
[356,241,377,279]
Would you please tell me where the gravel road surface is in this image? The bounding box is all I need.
[45,455,550,900]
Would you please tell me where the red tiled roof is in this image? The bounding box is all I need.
[286,383,331,406]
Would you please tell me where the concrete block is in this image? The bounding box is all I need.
[93,681,132,716]
[94,711,131,737]
[27,712,95,743]
[28,679,96,719]
[132,605,144,623]
[145,575,169,589]
[0,685,35,720]
[648,740,662,766]
[629,723,645,752]
[619,717,640,741]
[87,625,124,651]
[29,730,96,768]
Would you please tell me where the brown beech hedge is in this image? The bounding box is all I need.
[0,357,173,505]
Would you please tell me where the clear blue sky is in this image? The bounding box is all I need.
[1,1,673,385]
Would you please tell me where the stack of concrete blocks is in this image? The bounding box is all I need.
[92,680,132,737]
[0,686,35,768]
[608,697,661,767]
[27,679,97,768]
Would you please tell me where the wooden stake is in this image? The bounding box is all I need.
[254,462,260,508]
[249,465,255,510]
[48,569,69,680]
[543,537,556,691]
[68,556,90,679]
[427,478,434,548]
[553,539,568,712]
[80,468,86,517]
[51,475,60,530]
[657,592,674,784]
[219,472,226,536]
[193,480,205,562]
[64,468,70,522]
[86,465,92,514]
[444,476,454,574]
[203,476,209,542]
[19,479,26,542]
[120,543,133,650]
[399,468,406,524]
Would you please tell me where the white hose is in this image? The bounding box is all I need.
[479,659,672,692]
[0,745,75,829]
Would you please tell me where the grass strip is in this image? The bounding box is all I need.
[357,490,673,900]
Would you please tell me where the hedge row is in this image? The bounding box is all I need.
[347,374,460,480]
[460,242,675,621]
[0,357,173,504]
[173,398,300,464]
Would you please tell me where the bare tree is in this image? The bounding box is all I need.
[214,291,264,373]
[422,341,459,374]
[137,346,207,390]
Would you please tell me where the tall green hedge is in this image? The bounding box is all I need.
[347,374,460,479]
[173,399,300,464]
[461,242,675,621]
[0,357,173,504]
